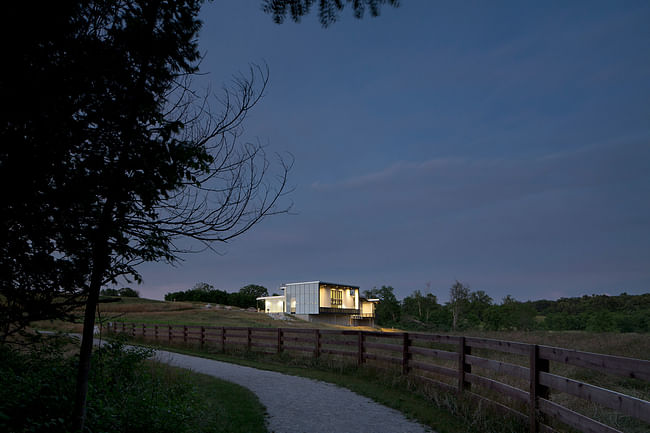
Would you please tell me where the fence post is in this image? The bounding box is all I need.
[458,336,471,393]
[247,327,252,351]
[131,323,135,337]
[154,324,158,340]
[142,323,146,338]
[122,322,126,333]
[183,325,188,343]
[314,329,320,358]
[402,332,410,375]
[357,331,364,366]
[277,328,283,354]
[529,344,550,433]
[201,326,205,348]
[168,325,172,343]
[221,327,226,353]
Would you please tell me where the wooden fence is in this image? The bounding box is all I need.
[104,322,650,433]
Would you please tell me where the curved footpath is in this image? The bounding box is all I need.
[153,349,433,433]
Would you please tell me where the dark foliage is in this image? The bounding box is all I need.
[239,284,270,299]
[364,286,401,325]
[165,282,269,308]
[0,0,290,338]
[1,1,291,428]
[0,336,204,433]
[375,284,650,333]
[262,0,400,27]
[101,287,140,297]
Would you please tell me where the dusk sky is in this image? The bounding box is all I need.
[135,1,650,303]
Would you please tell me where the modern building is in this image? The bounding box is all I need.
[257,281,378,326]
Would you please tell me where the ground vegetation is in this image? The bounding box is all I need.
[0,335,267,433]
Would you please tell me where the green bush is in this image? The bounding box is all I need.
[0,336,226,433]
[0,337,74,433]
[85,338,199,433]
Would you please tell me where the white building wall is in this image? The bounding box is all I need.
[319,285,331,307]
[264,298,284,313]
[361,301,375,315]
[319,283,358,309]
[284,282,319,314]
[341,289,356,309]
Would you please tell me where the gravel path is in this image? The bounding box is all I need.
[153,349,433,433]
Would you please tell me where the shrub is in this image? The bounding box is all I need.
[0,337,76,433]
[0,336,209,433]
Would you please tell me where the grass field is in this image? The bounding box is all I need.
[441,329,650,360]
[126,340,487,433]
[123,329,649,433]
[90,297,650,359]
[35,296,364,333]
[171,363,268,433]
[34,297,650,433]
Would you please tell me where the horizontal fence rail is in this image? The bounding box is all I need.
[103,322,650,433]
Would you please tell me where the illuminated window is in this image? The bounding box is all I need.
[331,289,342,307]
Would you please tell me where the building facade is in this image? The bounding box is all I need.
[257,281,377,326]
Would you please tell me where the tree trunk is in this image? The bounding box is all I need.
[72,281,102,432]
[72,202,112,432]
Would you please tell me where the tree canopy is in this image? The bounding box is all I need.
[1,1,292,429]
[100,287,140,298]
[165,283,269,308]
[365,285,401,324]
[1,0,289,338]
[239,284,270,298]
[448,280,470,331]
[368,283,649,334]
[263,0,400,27]
[1,0,403,430]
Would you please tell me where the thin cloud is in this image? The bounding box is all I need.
[311,158,461,191]
[310,135,649,207]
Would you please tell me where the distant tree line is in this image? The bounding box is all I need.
[100,287,140,298]
[367,282,650,333]
[164,283,268,309]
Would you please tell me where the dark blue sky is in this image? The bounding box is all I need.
[136,1,650,303]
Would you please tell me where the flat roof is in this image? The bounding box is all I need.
[256,295,286,300]
[283,281,360,289]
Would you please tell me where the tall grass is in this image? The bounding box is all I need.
[120,325,650,433]
[31,298,650,432]
[127,337,528,433]
[0,335,267,433]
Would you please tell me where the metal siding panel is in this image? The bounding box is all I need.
[295,285,301,314]
[308,282,318,314]
[286,286,296,314]
[297,284,307,315]
[298,283,305,314]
